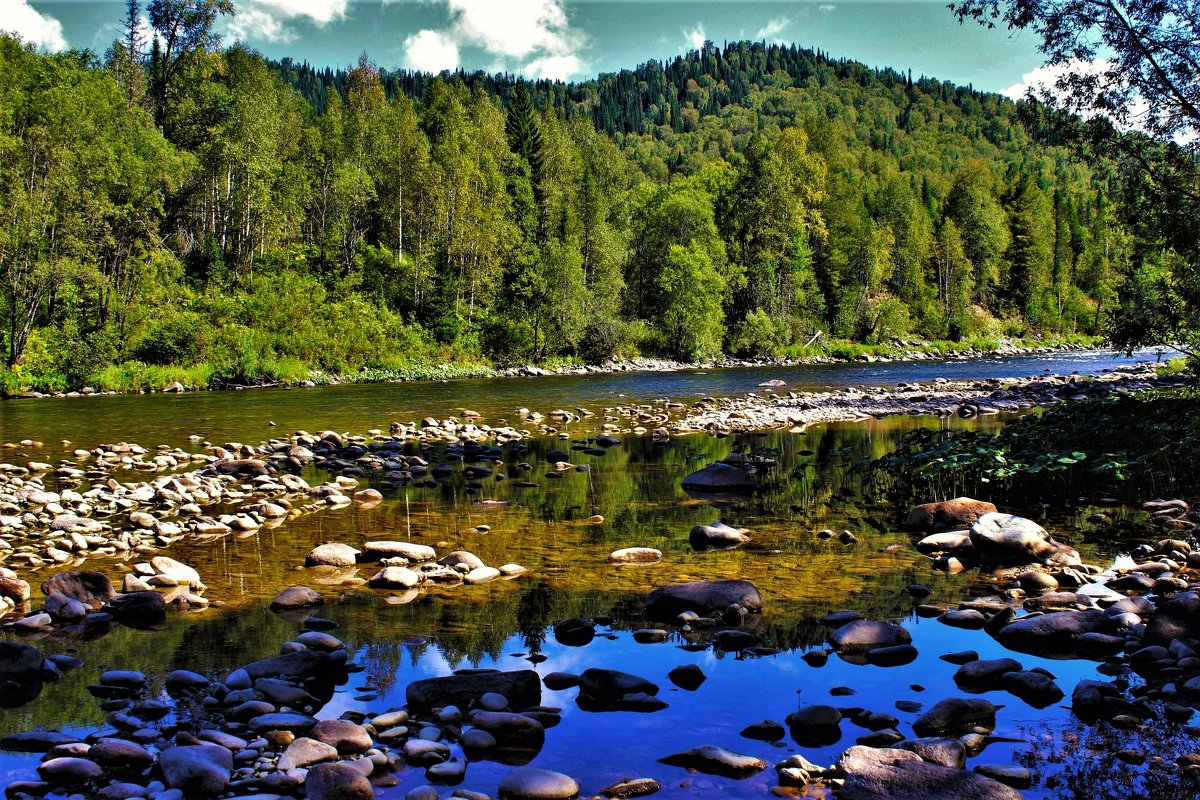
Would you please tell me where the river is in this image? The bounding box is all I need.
[0,349,1180,800]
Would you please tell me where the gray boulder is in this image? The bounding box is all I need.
[828,620,911,653]
[681,462,757,493]
[689,522,751,551]
[407,670,540,710]
[836,745,1021,800]
[969,512,1081,566]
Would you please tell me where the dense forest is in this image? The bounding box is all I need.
[0,6,1164,394]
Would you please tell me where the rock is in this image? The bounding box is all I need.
[104,591,166,628]
[953,658,1022,690]
[464,566,501,584]
[159,743,233,796]
[468,710,545,750]
[305,761,374,800]
[608,547,662,564]
[407,670,541,710]
[150,556,202,587]
[1143,592,1200,646]
[553,618,596,647]
[667,664,707,691]
[914,531,973,553]
[248,712,318,734]
[741,720,786,741]
[45,590,87,621]
[993,608,1113,657]
[828,619,911,653]
[895,737,967,769]
[0,730,79,752]
[278,737,339,770]
[1000,670,1064,709]
[306,543,361,568]
[787,705,843,747]
[836,745,1021,800]
[658,745,767,778]
[577,668,658,700]
[689,522,751,551]
[89,738,153,772]
[865,644,919,666]
[439,551,485,571]
[644,579,762,620]
[973,764,1034,789]
[360,541,437,563]
[369,566,422,589]
[912,698,997,737]
[0,642,44,705]
[905,498,997,532]
[165,670,210,694]
[270,586,324,610]
[939,609,987,630]
[969,512,1081,566]
[681,462,757,493]
[40,571,114,605]
[37,756,103,785]
[310,719,372,754]
[497,766,579,799]
[0,576,30,603]
[597,777,661,799]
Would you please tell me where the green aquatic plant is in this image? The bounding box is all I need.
[863,388,1200,507]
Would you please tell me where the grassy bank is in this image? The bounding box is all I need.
[0,332,1106,398]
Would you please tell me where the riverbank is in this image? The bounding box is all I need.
[672,360,1191,433]
[2,336,1103,400]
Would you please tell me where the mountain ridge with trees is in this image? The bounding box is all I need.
[0,1,1183,395]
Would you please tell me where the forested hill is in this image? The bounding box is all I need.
[1,33,1137,395]
[271,41,968,138]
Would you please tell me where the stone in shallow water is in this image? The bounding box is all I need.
[270,586,324,610]
[306,543,360,568]
[497,766,580,799]
[828,619,911,653]
[643,579,762,620]
[912,697,997,737]
[658,745,768,778]
[36,756,103,785]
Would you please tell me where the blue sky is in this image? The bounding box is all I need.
[9,1,1051,95]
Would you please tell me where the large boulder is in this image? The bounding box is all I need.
[905,498,998,532]
[305,761,374,800]
[407,670,541,711]
[969,513,1081,566]
[992,609,1115,658]
[836,746,1021,800]
[305,543,360,568]
[681,462,757,493]
[644,580,762,621]
[497,766,579,800]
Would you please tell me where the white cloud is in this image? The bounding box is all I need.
[402,0,587,81]
[755,17,790,42]
[225,0,348,44]
[818,4,836,12]
[4,0,68,51]
[523,53,582,82]
[684,24,706,50]
[1001,59,1110,103]
[404,29,460,73]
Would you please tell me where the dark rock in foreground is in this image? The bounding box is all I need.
[658,744,767,778]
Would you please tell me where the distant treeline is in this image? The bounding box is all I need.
[0,35,1148,393]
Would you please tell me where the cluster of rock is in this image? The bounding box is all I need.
[303,541,526,600]
[675,363,1177,433]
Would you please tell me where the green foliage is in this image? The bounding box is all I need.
[864,388,1200,506]
[0,31,1166,394]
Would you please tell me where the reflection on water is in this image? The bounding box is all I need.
[0,386,1170,798]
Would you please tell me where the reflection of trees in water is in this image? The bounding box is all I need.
[516,581,552,655]
[1016,719,1196,799]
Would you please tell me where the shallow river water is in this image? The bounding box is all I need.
[0,349,1186,799]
